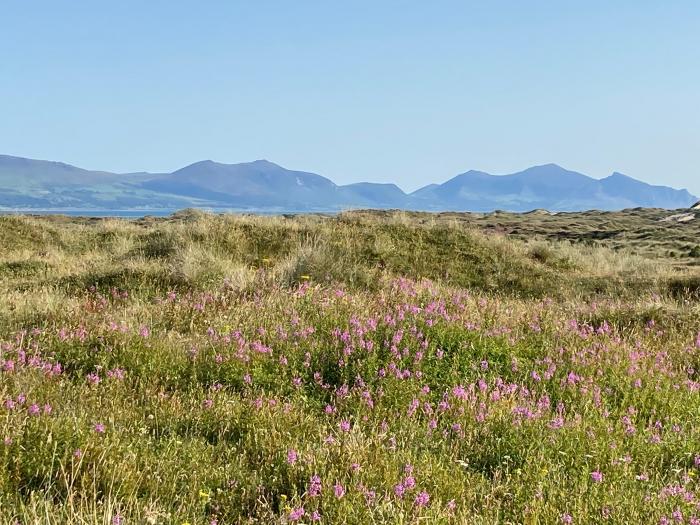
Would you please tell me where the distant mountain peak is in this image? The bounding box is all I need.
[604,171,634,180]
[179,159,216,169]
[179,159,287,172]
[0,154,696,212]
[448,169,492,181]
[529,162,565,170]
[517,163,589,177]
[250,159,280,167]
[518,163,574,174]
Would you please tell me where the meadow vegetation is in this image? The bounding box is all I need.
[1,210,700,524]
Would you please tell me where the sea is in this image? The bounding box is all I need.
[0,208,327,218]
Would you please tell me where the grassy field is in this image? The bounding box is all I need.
[1,209,700,524]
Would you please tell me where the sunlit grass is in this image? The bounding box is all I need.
[1,211,699,523]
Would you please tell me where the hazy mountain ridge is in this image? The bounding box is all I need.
[0,155,695,212]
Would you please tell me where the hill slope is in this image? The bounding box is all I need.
[413,164,696,211]
[0,155,695,211]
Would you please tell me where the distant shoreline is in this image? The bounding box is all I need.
[1,206,696,219]
[0,208,333,218]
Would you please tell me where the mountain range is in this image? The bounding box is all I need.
[0,154,696,212]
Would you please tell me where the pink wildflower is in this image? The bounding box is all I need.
[414,491,430,508]
[308,475,322,497]
[288,507,305,521]
[403,476,416,490]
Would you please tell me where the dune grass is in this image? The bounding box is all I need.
[1,211,700,524]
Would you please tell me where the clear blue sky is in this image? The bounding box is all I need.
[1,1,698,194]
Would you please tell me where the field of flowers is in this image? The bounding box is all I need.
[1,212,700,524]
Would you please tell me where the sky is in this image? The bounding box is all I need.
[1,1,699,194]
